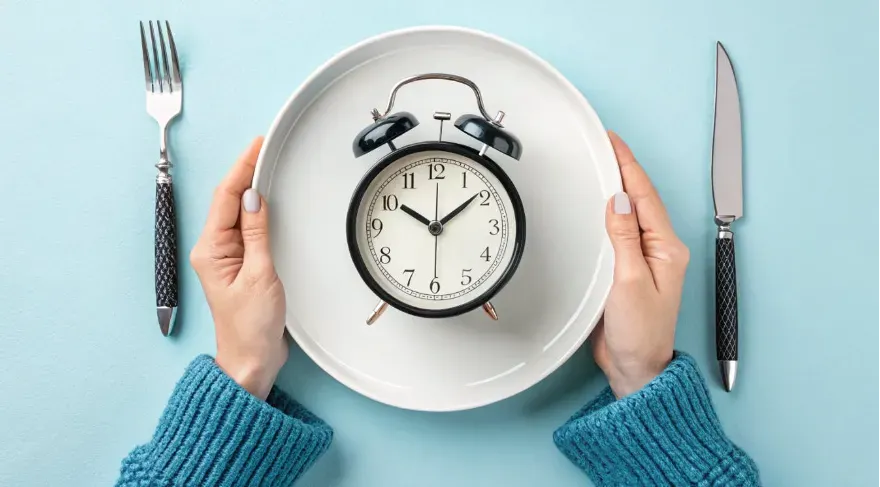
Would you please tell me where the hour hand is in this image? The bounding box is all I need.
[400,204,431,226]
[439,194,479,225]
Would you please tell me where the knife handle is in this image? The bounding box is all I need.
[715,227,738,361]
[155,179,179,313]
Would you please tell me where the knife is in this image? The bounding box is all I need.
[712,41,743,392]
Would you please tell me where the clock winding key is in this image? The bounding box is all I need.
[433,111,451,141]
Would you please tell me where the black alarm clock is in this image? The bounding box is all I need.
[346,73,526,324]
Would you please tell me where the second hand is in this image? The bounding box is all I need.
[433,182,439,279]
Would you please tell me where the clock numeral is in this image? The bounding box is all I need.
[430,277,440,294]
[403,269,415,286]
[461,171,467,188]
[479,190,491,206]
[371,218,383,236]
[460,268,472,286]
[379,247,391,264]
[382,194,399,211]
[428,163,446,180]
[489,219,500,235]
[402,172,415,189]
[480,247,491,262]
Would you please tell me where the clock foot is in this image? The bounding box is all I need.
[366,300,389,325]
[482,302,499,321]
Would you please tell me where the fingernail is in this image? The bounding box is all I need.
[613,192,631,215]
[243,188,261,213]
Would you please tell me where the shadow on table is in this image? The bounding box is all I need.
[517,341,605,416]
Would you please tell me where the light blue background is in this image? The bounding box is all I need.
[0,0,876,485]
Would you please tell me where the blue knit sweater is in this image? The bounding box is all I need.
[116,353,759,486]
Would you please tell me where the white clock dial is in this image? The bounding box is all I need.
[352,148,521,314]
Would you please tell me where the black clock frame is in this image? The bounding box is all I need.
[346,141,526,319]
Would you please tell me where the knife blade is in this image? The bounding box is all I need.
[712,41,743,392]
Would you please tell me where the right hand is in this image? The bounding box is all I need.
[591,131,691,398]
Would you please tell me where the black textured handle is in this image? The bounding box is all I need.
[155,181,179,308]
[715,236,738,361]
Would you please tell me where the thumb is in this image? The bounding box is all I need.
[605,192,650,283]
[240,188,274,273]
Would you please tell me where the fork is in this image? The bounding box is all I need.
[140,21,183,337]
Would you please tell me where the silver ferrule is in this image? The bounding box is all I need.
[156,155,172,184]
[715,216,734,239]
[156,126,172,184]
[156,125,172,184]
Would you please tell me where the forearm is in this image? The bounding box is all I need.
[554,353,760,486]
[115,355,333,486]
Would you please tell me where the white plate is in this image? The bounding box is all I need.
[254,26,620,411]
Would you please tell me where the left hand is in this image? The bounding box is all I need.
[189,137,288,400]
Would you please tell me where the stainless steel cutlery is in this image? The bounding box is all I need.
[139,21,183,337]
[712,42,743,392]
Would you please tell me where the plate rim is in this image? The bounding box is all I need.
[253,25,619,411]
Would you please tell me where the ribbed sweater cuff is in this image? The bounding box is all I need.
[122,355,333,486]
[553,353,759,486]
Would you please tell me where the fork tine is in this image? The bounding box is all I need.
[156,20,172,93]
[139,22,153,91]
[165,21,182,87]
[148,21,162,93]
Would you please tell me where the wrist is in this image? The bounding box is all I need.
[609,372,661,398]
[215,355,278,400]
[606,355,672,398]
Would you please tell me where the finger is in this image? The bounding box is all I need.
[205,137,265,232]
[642,231,690,295]
[239,188,274,274]
[606,192,653,286]
[608,131,689,293]
[607,131,675,239]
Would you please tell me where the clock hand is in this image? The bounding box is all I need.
[434,183,440,220]
[434,183,439,278]
[400,204,431,226]
[439,193,479,225]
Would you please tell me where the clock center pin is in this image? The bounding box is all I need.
[428,220,443,236]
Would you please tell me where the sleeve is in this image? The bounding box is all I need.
[115,355,333,487]
[553,353,760,486]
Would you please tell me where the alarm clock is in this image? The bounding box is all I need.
[346,73,526,324]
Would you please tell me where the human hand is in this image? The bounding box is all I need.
[592,132,690,398]
[190,137,287,400]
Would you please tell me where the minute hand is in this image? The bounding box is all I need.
[439,194,479,225]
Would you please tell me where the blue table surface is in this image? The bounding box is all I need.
[1,1,877,485]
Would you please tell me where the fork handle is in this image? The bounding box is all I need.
[155,173,178,336]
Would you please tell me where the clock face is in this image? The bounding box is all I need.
[348,142,525,318]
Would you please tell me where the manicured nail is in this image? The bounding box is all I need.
[243,188,261,213]
[613,192,631,215]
